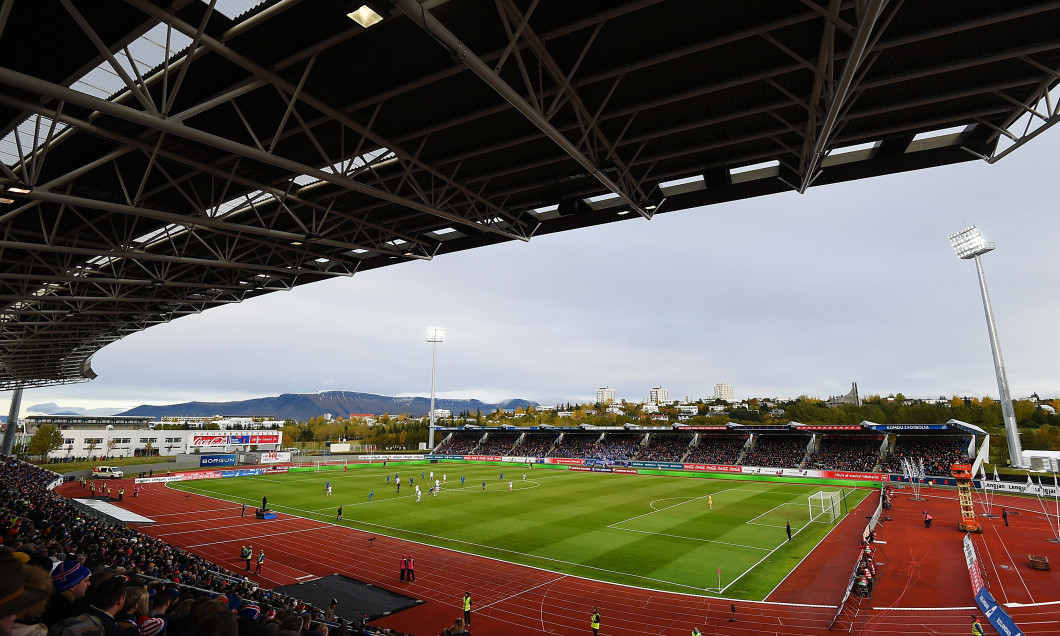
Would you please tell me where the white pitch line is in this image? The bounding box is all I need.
[613,485,744,527]
[609,526,771,551]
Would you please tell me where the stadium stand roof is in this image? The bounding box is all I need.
[2,0,1060,388]
[862,418,988,435]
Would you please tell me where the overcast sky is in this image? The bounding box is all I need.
[12,125,1060,415]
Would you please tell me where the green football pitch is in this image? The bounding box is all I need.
[171,462,868,600]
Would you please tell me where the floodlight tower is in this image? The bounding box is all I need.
[949,226,1024,468]
[426,327,445,451]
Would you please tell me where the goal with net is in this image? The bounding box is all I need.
[808,491,843,523]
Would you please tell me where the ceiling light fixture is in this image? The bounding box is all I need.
[347,4,385,28]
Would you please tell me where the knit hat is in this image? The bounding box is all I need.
[51,558,91,592]
[138,617,167,636]
[0,552,49,618]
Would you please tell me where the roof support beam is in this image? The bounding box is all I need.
[798,0,890,193]
[393,0,651,219]
[0,65,530,244]
[0,94,433,258]
[123,0,534,240]
[496,0,647,205]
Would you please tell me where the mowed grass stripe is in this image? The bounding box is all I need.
[170,464,868,599]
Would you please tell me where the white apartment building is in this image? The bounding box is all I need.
[596,387,616,404]
[714,383,735,401]
[649,387,669,404]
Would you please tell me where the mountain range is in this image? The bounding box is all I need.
[97,391,540,421]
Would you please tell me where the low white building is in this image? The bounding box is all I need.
[45,427,283,459]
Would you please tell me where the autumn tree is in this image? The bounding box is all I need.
[27,425,63,459]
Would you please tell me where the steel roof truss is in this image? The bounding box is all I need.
[496,0,647,209]
[394,0,651,219]
[0,75,496,255]
[59,0,160,116]
[125,0,536,241]
[967,73,1060,164]
[268,55,318,156]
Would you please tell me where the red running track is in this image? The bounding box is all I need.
[57,479,1060,635]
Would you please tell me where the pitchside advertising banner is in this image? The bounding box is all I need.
[630,461,683,470]
[980,478,1060,497]
[827,471,887,481]
[685,463,744,473]
[963,534,1024,636]
[134,475,182,484]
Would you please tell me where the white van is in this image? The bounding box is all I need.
[91,466,124,479]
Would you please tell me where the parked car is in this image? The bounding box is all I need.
[91,466,124,479]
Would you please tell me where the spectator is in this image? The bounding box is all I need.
[42,560,91,626]
[0,550,49,636]
[84,576,135,636]
[439,617,469,636]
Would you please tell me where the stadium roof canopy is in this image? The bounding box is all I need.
[2,0,1060,389]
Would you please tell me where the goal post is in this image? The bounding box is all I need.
[808,491,842,524]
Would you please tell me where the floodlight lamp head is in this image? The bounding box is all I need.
[426,327,445,343]
[949,225,995,259]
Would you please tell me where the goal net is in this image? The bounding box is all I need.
[808,491,842,524]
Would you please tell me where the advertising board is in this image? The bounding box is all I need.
[200,454,237,467]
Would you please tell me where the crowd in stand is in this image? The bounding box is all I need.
[583,435,641,462]
[805,436,883,472]
[516,435,557,458]
[433,434,480,456]
[878,436,969,475]
[548,435,598,459]
[474,434,519,457]
[439,431,970,476]
[634,435,693,462]
[683,435,747,465]
[0,457,401,636]
[742,435,809,468]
